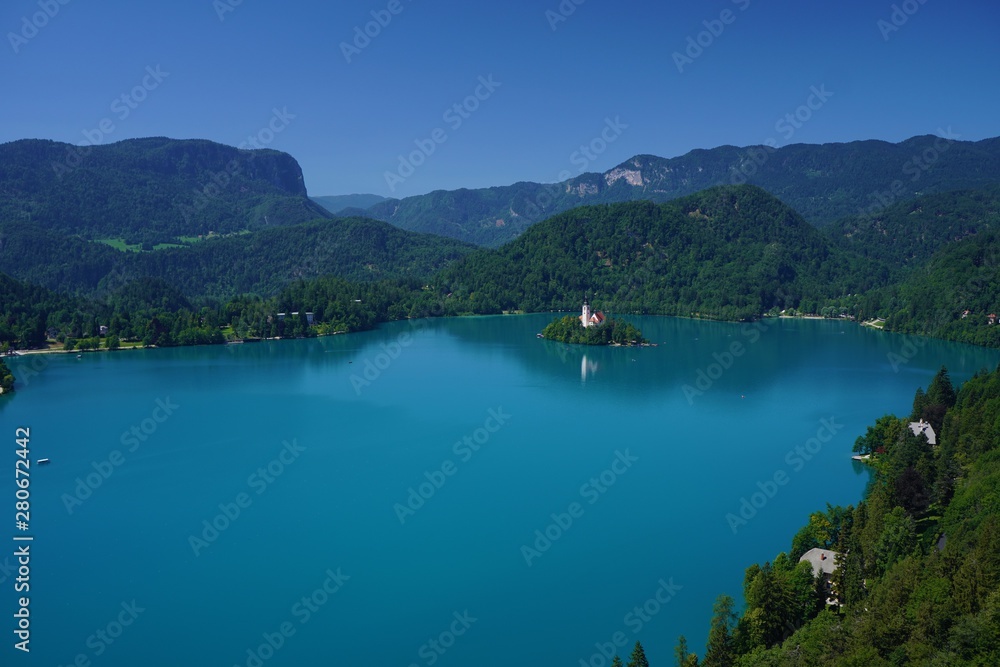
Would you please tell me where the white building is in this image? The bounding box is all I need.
[580,299,606,328]
[909,419,937,445]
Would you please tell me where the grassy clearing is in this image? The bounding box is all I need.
[94,238,142,252]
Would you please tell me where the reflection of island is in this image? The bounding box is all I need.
[540,300,650,346]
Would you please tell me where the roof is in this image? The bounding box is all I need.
[909,420,937,445]
[799,548,839,577]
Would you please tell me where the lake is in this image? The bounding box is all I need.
[3,314,998,666]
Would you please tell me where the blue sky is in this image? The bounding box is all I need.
[2,0,998,198]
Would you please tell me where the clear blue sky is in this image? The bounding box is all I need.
[2,0,998,198]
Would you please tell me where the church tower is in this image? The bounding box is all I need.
[581,298,592,328]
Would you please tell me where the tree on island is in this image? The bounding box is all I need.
[540,315,648,346]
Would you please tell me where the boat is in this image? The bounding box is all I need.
[37,458,50,465]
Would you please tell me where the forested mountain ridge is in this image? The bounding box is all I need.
[827,186,1000,270]
[0,216,475,299]
[0,137,330,244]
[360,135,1000,247]
[431,185,887,321]
[864,230,1000,348]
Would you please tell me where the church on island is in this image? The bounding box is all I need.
[580,299,606,328]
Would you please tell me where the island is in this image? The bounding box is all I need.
[540,300,649,346]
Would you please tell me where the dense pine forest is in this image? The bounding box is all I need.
[3,181,1000,356]
[659,366,1000,666]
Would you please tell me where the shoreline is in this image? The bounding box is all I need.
[0,311,971,361]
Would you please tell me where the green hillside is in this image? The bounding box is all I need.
[432,185,886,320]
[363,135,1000,247]
[0,137,330,245]
[0,216,474,299]
[672,367,1000,666]
[828,186,1000,270]
[863,231,1000,348]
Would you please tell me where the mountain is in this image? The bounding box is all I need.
[827,186,1000,271]
[362,135,1000,247]
[312,193,387,214]
[0,137,331,245]
[0,216,474,299]
[866,230,1000,347]
[432,185,887,321]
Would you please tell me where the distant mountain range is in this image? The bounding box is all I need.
[2,134,1000,350]
[349,134,1000,247]
[312,194,387,214]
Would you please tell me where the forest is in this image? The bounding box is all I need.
[359,135,1000,247]
[662,367,1000,666]
[4,182,1000,357]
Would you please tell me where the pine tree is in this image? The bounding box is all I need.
[611,656,624,667]
[674,634,699,666]
[626,641,649,667]
[703,594,737,667]
[926,365,957,408]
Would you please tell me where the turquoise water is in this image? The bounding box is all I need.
[2,315,998,666]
